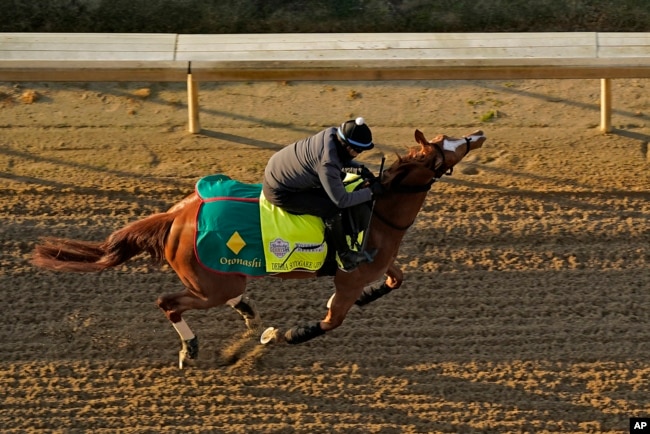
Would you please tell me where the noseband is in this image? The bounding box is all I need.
[434,135,472,179]
[372,137,472,231]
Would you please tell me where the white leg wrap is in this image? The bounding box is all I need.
[225,295,243,307]
[172,319,195,340]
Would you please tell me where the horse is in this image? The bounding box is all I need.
[32,128,486,367]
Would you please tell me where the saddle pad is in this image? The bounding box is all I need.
[195,174,267,277]
[259,193,328,273]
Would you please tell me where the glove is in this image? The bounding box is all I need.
[369,179,385,199]
[359,165,376,181]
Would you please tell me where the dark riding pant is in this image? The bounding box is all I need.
[262,182,339,219]
[262,181,373,271]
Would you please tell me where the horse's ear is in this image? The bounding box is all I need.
[414,129,427,145]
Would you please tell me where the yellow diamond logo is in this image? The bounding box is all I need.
[226,231,246,255]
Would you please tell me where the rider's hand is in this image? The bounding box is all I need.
[359,165,376,180]
[369,180,385,199]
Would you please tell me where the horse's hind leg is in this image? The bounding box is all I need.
[157,278,246,368]
[226,294,261,332]
[156,289,205,368]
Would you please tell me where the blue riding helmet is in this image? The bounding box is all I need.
[337,117,374,152]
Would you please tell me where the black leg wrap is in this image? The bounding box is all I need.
[285,322,326,345]
[183,336,199,359]
[355,283,394,307]
[233,299,256,320]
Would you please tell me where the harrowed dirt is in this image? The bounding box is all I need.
[1,78,649,433]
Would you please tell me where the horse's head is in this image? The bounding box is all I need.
[381,129,486,192]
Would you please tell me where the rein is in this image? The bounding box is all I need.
[372,172,436,231]
[372,208,415,231]
[370,137,471,231]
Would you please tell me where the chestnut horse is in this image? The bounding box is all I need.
[32,129,486,367]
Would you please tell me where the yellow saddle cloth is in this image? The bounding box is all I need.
[259,192,328,273]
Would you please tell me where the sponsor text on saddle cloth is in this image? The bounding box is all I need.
[195,174,362,276]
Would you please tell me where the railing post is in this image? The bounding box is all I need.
[187,62,201,134]
[600,78,612,133]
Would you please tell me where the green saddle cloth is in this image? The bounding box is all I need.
[195,174,266,276]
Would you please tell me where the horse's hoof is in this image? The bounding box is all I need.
[260,327,281,345]
[232,296,262,331]
[244,310,262,332]
[184,336,199,359]
[326,293,335,309]
[179,349,188,369]
[178,336,199,369]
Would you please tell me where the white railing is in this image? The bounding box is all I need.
[2,32,649,133]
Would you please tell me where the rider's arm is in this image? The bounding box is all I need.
[318,162,372,208]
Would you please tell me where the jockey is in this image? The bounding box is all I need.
[262,117,384,272]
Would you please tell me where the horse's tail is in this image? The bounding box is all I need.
[32,211,178,272]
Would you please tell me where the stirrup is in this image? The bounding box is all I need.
[337,249,374,272]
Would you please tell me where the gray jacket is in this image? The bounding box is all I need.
[264,127,372,208]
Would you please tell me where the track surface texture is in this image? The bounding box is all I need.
[1,79,649,433]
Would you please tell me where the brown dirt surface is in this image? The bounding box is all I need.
[1,78,649,433]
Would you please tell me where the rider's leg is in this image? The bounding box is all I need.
[324,212,369,272]
[263,185,370,272]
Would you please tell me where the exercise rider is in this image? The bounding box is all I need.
[262,117,383,272]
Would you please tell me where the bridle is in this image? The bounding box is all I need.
[371,137,472,231]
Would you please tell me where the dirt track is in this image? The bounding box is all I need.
[1,79,649,433]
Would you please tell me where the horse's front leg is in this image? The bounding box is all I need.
[261,274,364,345]
[355,261,403,307]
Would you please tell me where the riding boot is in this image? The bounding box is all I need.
[324,213,369,272]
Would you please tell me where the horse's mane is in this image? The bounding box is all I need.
[382,139,442,188]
